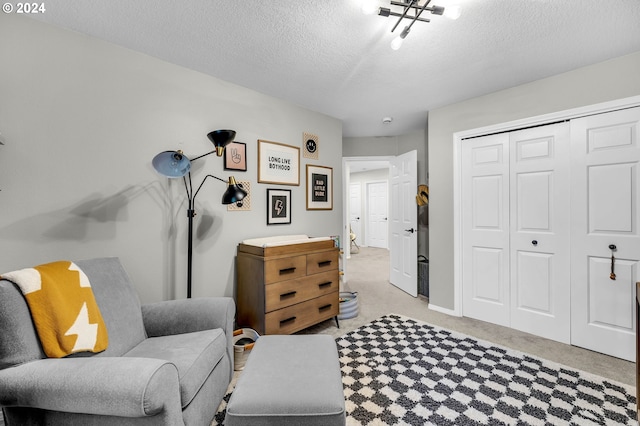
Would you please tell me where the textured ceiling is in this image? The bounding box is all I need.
[32,0,640,137]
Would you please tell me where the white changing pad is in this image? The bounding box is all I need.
[241,235,332,248]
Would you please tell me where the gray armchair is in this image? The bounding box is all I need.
[0,257,235,426]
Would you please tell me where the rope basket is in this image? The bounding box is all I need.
[339,291,359,319]
[233,328,259,371]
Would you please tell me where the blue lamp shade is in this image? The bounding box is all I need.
[152,151,191,178]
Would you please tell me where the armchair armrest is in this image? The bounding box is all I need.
[141,297,235,337]
[141,297,235,377]
[0,357,182,418]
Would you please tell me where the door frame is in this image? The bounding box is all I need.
[449,95,640,317]
[343,156,393,282]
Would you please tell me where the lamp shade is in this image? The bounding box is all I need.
[207,130,236,157]
[221,176,248,204]
[152,150,191,178]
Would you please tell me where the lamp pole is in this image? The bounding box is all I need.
[151,129,244,299]
[183,172,242,298]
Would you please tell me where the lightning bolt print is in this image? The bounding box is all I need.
[65,302,99,352]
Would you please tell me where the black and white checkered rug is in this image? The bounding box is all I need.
[213,314,637,425]
[338,314,636,425]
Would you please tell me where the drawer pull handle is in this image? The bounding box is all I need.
[280,291,297,299]
[279,267,296,275]
[280,316,296,325]
[318,281,332,288]
[319,304,332,312]
[318,260,332,267]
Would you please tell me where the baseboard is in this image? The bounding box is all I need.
[428,303,460,317]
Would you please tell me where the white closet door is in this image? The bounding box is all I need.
[509,123,571,343]
[570,107,640,361]
[461,133,510,327]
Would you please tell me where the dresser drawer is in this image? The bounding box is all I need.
[306,251,338,275]
[264,255,307,284]
[265,292,339,335]
[265,271,339,312]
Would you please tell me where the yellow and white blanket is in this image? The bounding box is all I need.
[1,260,108,358]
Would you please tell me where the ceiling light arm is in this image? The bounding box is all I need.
[385,10,432,25]
[402,0,433,34]
[390,0,418,33]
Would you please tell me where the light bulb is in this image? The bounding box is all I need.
[361,0,377,15]
[443,5,461,19]
[390,26,410,50]
[390,36,404,50]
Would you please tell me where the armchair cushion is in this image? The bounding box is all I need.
[123,329,227,408]
[0,357,181,418]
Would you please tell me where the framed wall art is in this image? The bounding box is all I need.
[267,188,292,225]
[258,140,300,185]
[224,141,247,171]
[303,132,319,160]
[306,165,333,210]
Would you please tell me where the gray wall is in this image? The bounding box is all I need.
[0,15,343,303]
[428,51,640,311]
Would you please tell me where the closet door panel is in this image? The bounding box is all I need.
[462,134,510,327]
[571,107,640,361]
[509,123,571,343]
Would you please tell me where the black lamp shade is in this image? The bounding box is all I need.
[207,130,236,157]
[222,176,247,204]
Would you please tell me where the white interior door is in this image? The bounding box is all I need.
[570,107,640,361]
[389,150,418,297]
[509,123,571,343]
[349,182,362,248]
[367,181,388,248]
[461,134,511,326]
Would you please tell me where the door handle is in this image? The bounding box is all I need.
[405,228,415,233]
[532,240,538,246]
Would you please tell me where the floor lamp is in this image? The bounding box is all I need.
[152,129,247,298]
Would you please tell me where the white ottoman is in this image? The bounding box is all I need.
[225,335,345,426]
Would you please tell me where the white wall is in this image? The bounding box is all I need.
[428,51,640,311]
[0,15,343,303]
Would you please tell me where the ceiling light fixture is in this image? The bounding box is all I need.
[378,0,460,49]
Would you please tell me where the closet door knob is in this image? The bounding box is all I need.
[532,240,538,246]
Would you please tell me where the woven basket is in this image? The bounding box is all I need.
[339,291,359,319]
[233,328,259,371]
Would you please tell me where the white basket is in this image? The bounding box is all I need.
[339,291,359,320]
[233,328,259,371]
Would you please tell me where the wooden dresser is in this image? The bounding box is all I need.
[236,238,340,335]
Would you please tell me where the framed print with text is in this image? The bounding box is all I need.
[258,140,300,185]
[306,165,333,210]
[267,188,292,225]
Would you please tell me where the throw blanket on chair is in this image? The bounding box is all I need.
[1,260,108,358]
